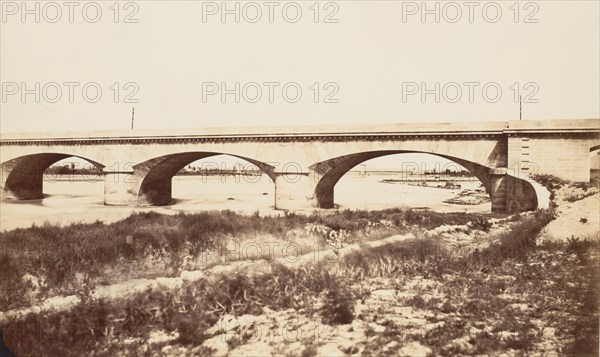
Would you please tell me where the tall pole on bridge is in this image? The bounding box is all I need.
[131,107,135,129]
[519,95,522,120]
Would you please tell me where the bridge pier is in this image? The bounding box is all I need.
[103,170,139,206]
[137,178,173,206]
[274,173,319,210]
[1,172,44,200]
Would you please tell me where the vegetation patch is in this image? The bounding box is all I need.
[0,208,494,311]
[1,206,597,356]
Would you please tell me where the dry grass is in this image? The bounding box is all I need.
[0,209,491,311]
[2,208,597,356]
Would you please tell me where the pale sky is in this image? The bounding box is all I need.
[1,1,599,134]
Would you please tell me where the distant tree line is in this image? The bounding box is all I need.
[45,164,102,176]
[422,169,472,177]
[176,165,263,176]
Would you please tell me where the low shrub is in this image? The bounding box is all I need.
[529,174,568,193]
[481,209,555,263]
[320,280,355,325]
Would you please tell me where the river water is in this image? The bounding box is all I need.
[0,172,489,231]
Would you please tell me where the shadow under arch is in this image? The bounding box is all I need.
[133,152,276,205]
[0,153,104,200]
[308,150,544,212]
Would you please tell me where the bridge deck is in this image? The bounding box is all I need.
[1,119,598,142]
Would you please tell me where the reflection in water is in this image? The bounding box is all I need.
[0,173,490,231]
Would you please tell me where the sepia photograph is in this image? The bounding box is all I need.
[0,1,599,356]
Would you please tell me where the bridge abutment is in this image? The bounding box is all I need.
[506,131,596,183]
[489,169,508,213]
[503,174,547,212]
[487,168,549,213]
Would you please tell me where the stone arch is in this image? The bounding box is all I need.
[308,151,492,208]
[308,150,543,212]
[129,152,276,205]
[0,153,104,200]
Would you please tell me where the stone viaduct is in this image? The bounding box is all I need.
[1,119,598,213]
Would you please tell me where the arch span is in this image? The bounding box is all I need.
[107,152,276,206]
[299,151,544,213]
[1,153,104,200]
